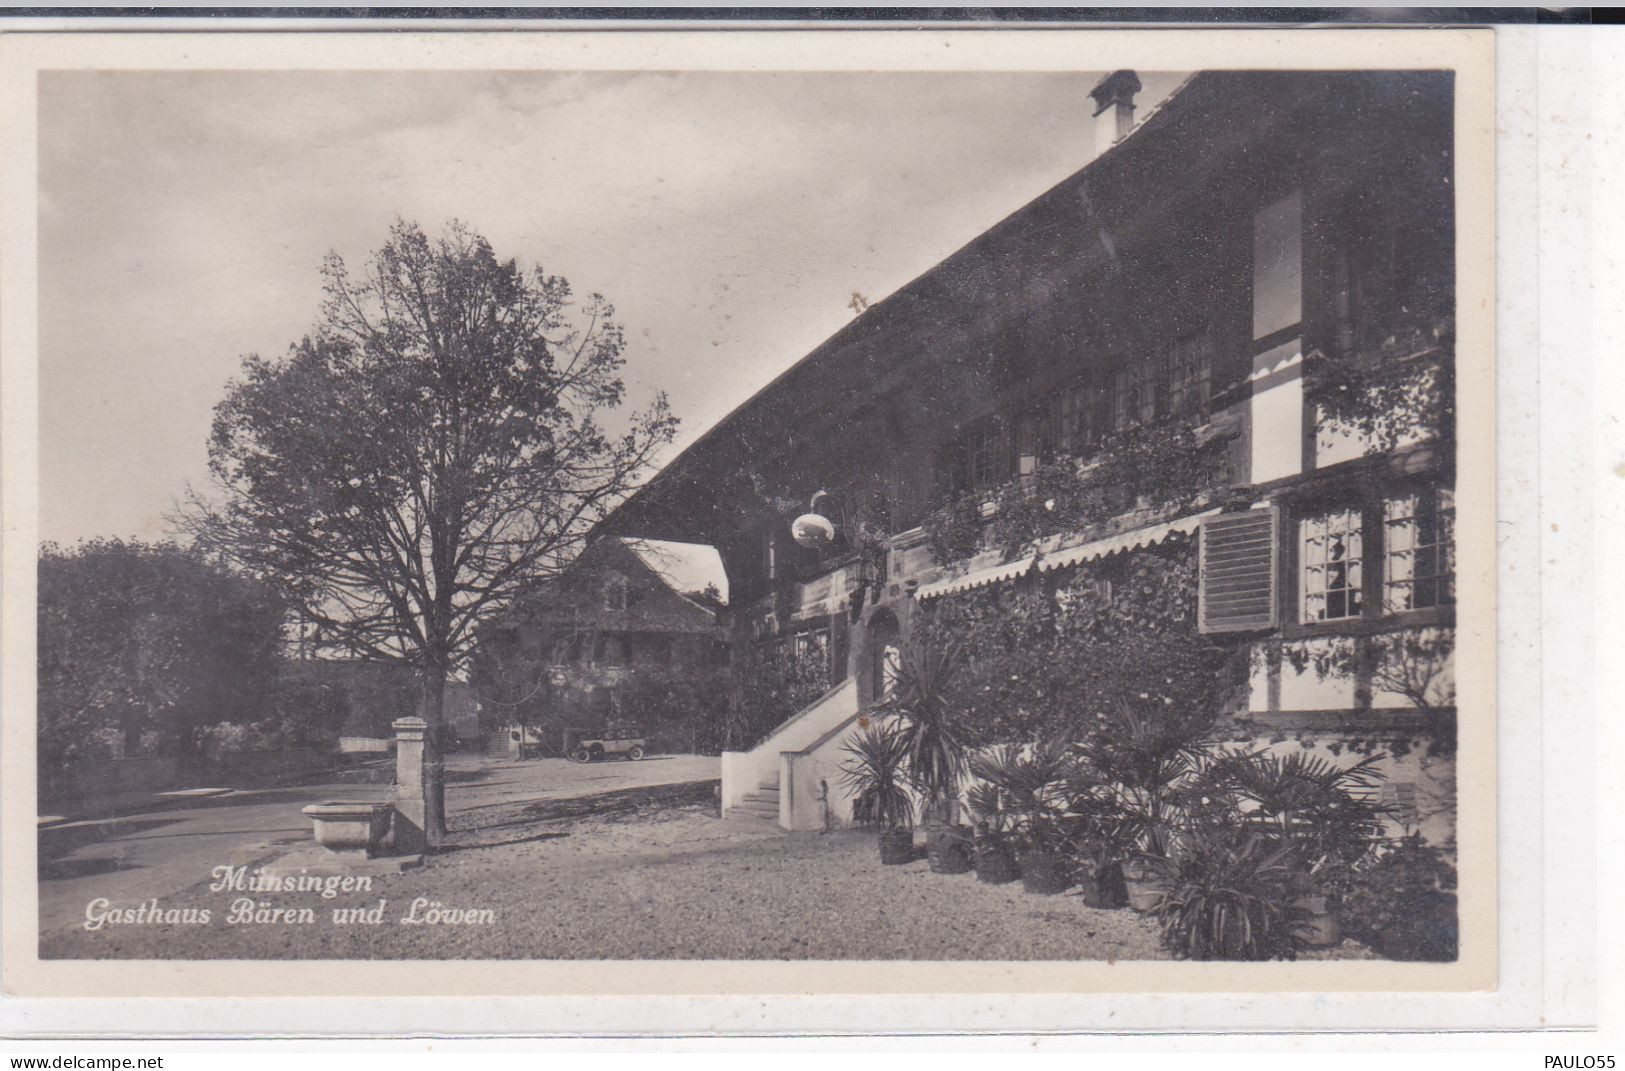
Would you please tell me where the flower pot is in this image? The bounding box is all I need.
[878,828,915,866]
[1079,861,1130,909]
[1291,895,1342,948]
[974,839,1019,884]
[927,828,973,874]
[1123,858,1172,913]
[1019,850,1070,895]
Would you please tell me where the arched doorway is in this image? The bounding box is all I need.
[867,609,902,706]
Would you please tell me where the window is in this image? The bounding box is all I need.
[1384,488,1456,611]
[1295,484,1456,626]
[1167,327,1215,417]
[1325,187,1450,358]
[602,575,628,611]
[592,633,630,665]
[763,529,778,582]
[1300,507,1364,622]
[1113,360,1159,431]
[965,416,1008,491]
[794,627,831,667]
[1053,381,1109,456]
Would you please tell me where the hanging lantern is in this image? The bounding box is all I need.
[790,511,836,549]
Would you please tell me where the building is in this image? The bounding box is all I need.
[598,70,1457,836]
[472,536,727,755]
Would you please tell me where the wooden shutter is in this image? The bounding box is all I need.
[1198,507,1280,633]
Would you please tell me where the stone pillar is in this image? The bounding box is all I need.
[392,716,442,853]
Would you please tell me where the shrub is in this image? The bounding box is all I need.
[1341,835,1458,961]
[732,641,831,750]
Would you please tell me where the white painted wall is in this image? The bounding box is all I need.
[1252,736,1456,847]
[1248,342,1305,484]
[1248,629,1456,713]
[719,677,859,819]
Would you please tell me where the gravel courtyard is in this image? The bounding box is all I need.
[41,776,1182,961]
[41,761,1374,961]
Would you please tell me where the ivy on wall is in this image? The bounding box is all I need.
[921,420,1236,567]
[916,535,1248,748]
[1308,314,1454,459]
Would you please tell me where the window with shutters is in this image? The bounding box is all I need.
[1201,485,1453,636]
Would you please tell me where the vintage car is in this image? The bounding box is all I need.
[564,726,648,763]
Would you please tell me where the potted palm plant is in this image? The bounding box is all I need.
[838,722,915,864]
[1192,747,1389,947]
[1077,699,1214,913]
[971,736,1075,894]
[965,754,1019,884]
[881,642,971,875]
[1155,825,1312,960]
[1060,776,1134,909]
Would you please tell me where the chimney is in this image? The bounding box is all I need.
[1089,69,1143,157]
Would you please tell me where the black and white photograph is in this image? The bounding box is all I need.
[1,27,1498,995]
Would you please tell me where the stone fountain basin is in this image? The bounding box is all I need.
[302,801,394,857]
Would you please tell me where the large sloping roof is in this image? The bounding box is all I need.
[599,70,1443,542]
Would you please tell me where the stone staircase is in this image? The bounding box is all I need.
[720,677,858,831]
[726,778,781,827]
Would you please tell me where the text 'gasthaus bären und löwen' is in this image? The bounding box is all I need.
[78,865,496,929]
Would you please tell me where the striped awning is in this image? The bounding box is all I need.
[917,508,1221,601]
[1033,507,1222,575]
[915,553,1038,601]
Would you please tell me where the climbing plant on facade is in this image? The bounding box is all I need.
[922,420,1235,567]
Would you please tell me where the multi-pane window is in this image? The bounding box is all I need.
[1384,488,1456,612]
[1167,327,1215,417]
[1296,486,1456,626]
[1326,186,1450,359]
[1300,508,1364,622]
[965,416,1008,491]
[1113,361,1159,431]
[1053,381,1109,456]
[794,627,831,666]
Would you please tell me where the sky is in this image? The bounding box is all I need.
[38,68,1183,548]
